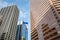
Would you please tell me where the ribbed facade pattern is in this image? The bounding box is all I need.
[0,5,19,40]
[31,0,60,40]
[49,0,60,33]
[31,28,38,40]
[31,0,51,40]
[42,24,60,40]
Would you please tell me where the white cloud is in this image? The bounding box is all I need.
[0,1,13,9]
[18,10,28,23]
[19,10,27,18]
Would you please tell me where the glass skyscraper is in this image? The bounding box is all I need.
[15,22,28,40]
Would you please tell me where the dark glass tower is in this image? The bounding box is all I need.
[15,22,28,40]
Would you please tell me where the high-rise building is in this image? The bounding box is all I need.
[15,21,28,40]
[31,0,60,40]
[49,0,60,31]
[0,5,19,40]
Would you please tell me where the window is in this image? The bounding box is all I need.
[59,23,60,26]
[55,16,58,19]
[57,19,60,22]
[54,13,57,16]
[0,19,2,26]
[57,9,60,11]
[52,8,54,11]
[41,24,45,26]
[53,11,55,13]
[0,33,6,40]
[51,6,54,11]
[58,12,60,14]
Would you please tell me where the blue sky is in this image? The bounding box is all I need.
[0,0,30,40]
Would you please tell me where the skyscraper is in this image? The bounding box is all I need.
[31,0,60,40]
[49,0,60,31]
[0,5,19,40]
[15,21,28,40]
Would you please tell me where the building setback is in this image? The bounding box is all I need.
[0,5,19,40]
[31,0,60,40]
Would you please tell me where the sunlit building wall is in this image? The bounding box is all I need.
[31,0,51,40]
[0,5,19,40]
[31,0,60,40]
[49,0,60,33]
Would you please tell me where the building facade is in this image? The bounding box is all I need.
[15,22,28,40]
[0,14,2,26]
[0,5,19,40]
[49,0,60,32]
[31,0,60,40]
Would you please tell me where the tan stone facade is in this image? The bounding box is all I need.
[31,0,60,40]
[49,0,60,33]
